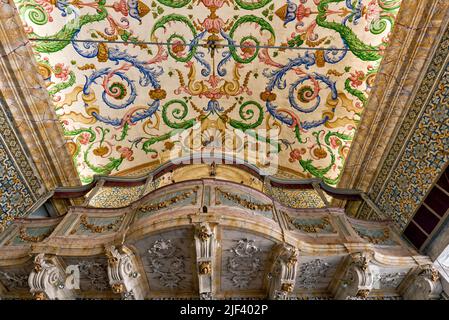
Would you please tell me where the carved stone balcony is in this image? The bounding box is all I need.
[0,176,441,300]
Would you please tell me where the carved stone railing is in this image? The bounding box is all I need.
[50,156,382,216]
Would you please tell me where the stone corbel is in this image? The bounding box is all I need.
[105,245,147,300]
[268,245,298,300]
[28,253,74,300]
[400,265,442,300]
[194,223,217,300]
[333,251,375,300]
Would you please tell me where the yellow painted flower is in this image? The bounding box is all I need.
[149,88,167,100]
[164,141,175,151]
[313,148,328,159]
[93,145,109,157]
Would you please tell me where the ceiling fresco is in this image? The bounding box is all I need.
[13,0,402,184]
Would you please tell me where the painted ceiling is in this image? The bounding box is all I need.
[13,0,402,184]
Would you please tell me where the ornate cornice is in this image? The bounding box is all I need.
[339,0,449,192]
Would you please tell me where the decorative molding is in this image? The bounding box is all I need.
[353,226,396,245]
[216,188,272,211]
[18,227,52,243]
[287,216,333,234]
[80,215,124,234]
[0,178,438,299]
[140,187,199,212]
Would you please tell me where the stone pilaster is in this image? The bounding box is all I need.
[194,223,217,300]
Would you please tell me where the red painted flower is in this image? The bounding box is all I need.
[78,132,91,145]
[296,4,311,22]
[289,148,306,162]
[241,40,256,59]
[349,70,365,87]
[202,16,225,34]
[112,0,128,15]
[363,0,381,22]
[171,40,186,57]
[201,0,227,9]
[329,136,340,149]
[117,146,134,161]
[54,63,69,81]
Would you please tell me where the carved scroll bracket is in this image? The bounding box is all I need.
[400,264,442,300]
[333,251,375,300]
[28,253,74,300]
[105,245,147,300]
[268,245,299,300]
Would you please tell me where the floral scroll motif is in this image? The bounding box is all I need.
[227,239,261,288]
[296,259,332,289]
[0,271,29,290]
[13,0,402,185]
[147,239,186,289]
[77,260,111,291]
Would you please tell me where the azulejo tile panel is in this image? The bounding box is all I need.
[365,25,449,230]
[0,95,42,230]
[13,0,401,184]
[0,140,35,222]
[88,185,145,207]
[268,187,326,208]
